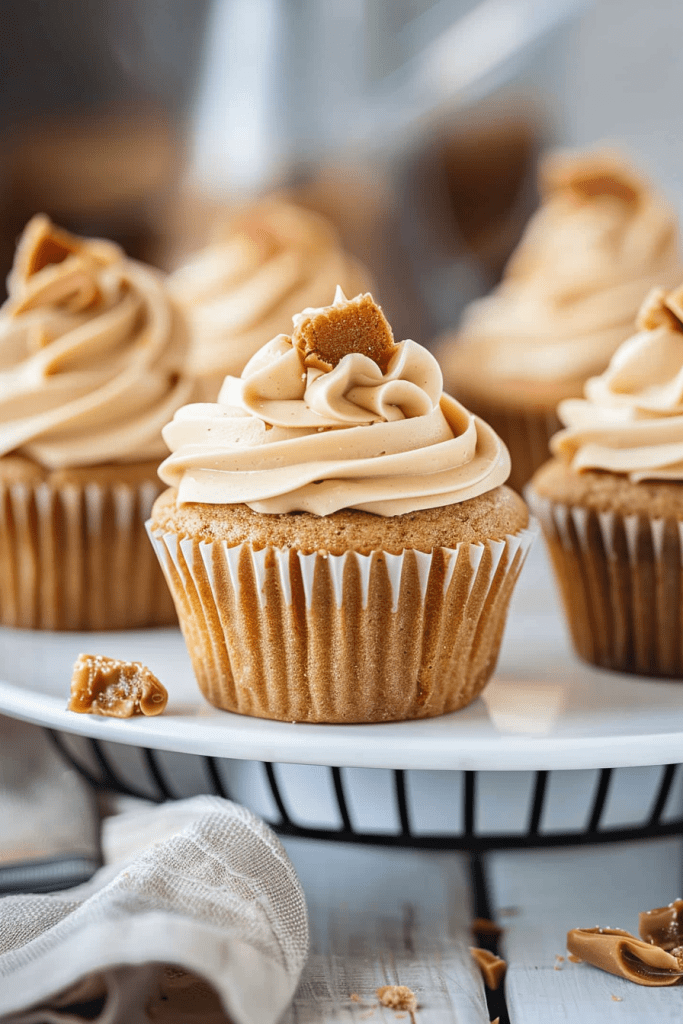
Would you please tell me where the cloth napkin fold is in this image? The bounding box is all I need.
[0,795,309,1024]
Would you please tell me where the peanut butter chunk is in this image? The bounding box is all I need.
[470,947,507,990]
[68,654,168,718]
[566,928,683,986]
[293,292,396,372]
[375,985,417,1012]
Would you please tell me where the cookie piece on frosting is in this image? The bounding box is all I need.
[292,289,396,372]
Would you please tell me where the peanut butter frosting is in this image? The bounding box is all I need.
[159,289,510,517]
[552,283,683,480]
[443,150,682,389]
[0,216,192,470]
[167,201,371,400]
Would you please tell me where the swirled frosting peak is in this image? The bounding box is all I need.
[552,284,683,480]
[445,149,682,387]
[0,215,192,469]
[167,201,372,400]
[159,289,510,516]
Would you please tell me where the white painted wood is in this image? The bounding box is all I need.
[281,839,489,1024]
[490,840,683,1023]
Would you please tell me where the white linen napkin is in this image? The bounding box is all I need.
[0,795,309,1024]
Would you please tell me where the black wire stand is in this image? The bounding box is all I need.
[47,731,683,1024]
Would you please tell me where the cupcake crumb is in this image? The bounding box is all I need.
[611,994,623,1002]
[67,654,168,718]
[376,985,417,1012]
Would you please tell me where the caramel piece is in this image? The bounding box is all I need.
[375,985,417,1012]
[292,292,396,373]
[471,917,504,937]
[639,899,683,951]
[470,948,507,991]
[566,928,683,987]
[68,654,168,718]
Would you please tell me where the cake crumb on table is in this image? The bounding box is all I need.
[376,985,417,1012]
[611,995,623,1002]
[568,953,582,963]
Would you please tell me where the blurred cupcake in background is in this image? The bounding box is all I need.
[0,215,192,630]
[167,200,373,401]
[438,149,683,491]
[528,283,683,677]
[148,288,534,724]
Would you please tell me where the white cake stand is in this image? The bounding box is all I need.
[1,542,683,857]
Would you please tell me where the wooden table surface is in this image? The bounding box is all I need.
[281,833,683,1023]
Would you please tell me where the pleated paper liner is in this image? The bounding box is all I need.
[528,489,683,677]
[147,522,536,723]
[0,476,176,630]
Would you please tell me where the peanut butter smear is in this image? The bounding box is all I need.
[0,215,192,470]
[159,288,510,517]
[68,654,168,718]
[553,282,683,481]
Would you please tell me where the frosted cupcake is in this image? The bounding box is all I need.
[528,283,683,676]
[149,289,534,723]
[0,216,193,630]
[167,201,372,401]
[439,150,682,491]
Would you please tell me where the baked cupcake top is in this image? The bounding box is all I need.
[0,216,191,470]
[441,150,682,393]
[552,283,683,481]
[167,201,371,399]
[159,289,510,516]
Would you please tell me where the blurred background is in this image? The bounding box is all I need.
[0,0,679,343]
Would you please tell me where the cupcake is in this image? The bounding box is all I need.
[167,200,372,401]
[0,215,193,630]
[438,149,682,492]
[148,289,534,723]
[528,283,683,677]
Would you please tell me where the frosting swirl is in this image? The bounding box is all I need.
[159,289,509,516]
[443,150,682,388]
[552,284,683,480]
[167,201,371,400]
[0,216,192,470]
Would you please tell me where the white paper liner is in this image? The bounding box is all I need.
[147,521,535,723]
[527,488,683,677]
[0,476,175,630]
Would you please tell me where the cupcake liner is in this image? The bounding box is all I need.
[0,476,176,630]
[147,521,535,723]
[527,490,683,677]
